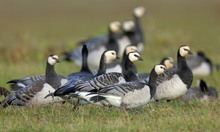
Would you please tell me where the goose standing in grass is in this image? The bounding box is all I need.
[63,21,121,70]
[53,51,143,97]
[52,50,120,97]
[186,51,213,76]
[154,45,193,102]
[72,64,166,109]
[181,79,218,102]
[132,6,145,51]
[0,54,67,108]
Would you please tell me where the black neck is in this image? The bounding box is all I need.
[45,62,58,86]
[148,68,158,99]
[96,51,107,76]
[80,46,91,73]
[177,52,193,88]
[123,55,138,81]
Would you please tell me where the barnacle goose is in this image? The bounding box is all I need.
[186,51,213,76]
[55,51,143,97]
[181,79,218,102]
[63,21,121,70]
[106,45,137,73]
[132,6,145,51]
[138,57,174,82]
[0,87,10,97]
[51,50,120,97]
[154,45,193,102]
[72,64,166,109]
[0,54,67,108]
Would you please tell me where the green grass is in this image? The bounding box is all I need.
[0,0,220,131]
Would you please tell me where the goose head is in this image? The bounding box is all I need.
[179,45,193,57]
[109,21,121,32]
[154,64,167,75]
[104,50,120,63]
[133,6,145,18]
[161,57,174,69]
[122,20,135,32]
[128,51,143,62]
[48,54,60,65]
[125,45,137,55]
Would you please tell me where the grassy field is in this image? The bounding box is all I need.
[0,0,220,131]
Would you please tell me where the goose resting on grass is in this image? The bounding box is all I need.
[1,54,67,108]
[154,45,193,102]
[181,79,218,102]
[71,64,166,109]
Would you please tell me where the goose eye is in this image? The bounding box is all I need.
[112,52,115,55]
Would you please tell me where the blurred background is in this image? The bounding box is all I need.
[0,0,219,86]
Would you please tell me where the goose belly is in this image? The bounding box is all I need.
[122,86,151,108]
[155,75,187,100]
[192,62,211,76]
[30,83,63,105]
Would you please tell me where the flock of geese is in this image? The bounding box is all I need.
[0,7,219,110]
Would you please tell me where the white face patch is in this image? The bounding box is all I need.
[48,55,59,65]
[164,59,174,69]
[179,46,191,57]
[155,65,166,75]
[133,6,145,17]
[128,52,141,62]
[105,50,118,63]
[126,46,137,54]
[122,21,135,32]
[110,21,121,32]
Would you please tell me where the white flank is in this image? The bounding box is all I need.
[122,85,150,108]
[103,95,122,107]
[117,36,131,56]
[155,74,187,100]
[192,62,211,76]
[30,83,63,105]
[106,64,122,73]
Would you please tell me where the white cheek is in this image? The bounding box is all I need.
[48,58,56,65]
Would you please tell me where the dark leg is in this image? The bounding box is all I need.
[167,100,171,102]
[72,99,80,111]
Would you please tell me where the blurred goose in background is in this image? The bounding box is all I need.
[186,51,213,76]
[106,45,137,73]
[132,6,145,51]
[71,64,166,109]
[1,55,67,108]
[181,79,218,102]
[216,63,220,71]
[138,57,174,82]
[52,50,120,97]
[53,51,143,98]
[63,21,122,70]
[0,87,10,97]
[154,45,193,102]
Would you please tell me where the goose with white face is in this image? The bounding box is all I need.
[48,54,60,65]
[179,45,193,57]
[133,6,145,18]
[155,65,167,75]
[105,50,120,63]
[122,20,135,32]
[128,52,143,62]
[164,57,174,69]
[109,21,121,32]
[125,46,137,55]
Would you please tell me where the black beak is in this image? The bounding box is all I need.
[187,50,193,55]
[138,56,144,61]
[116,56,120,59]
[56,59,61,63]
